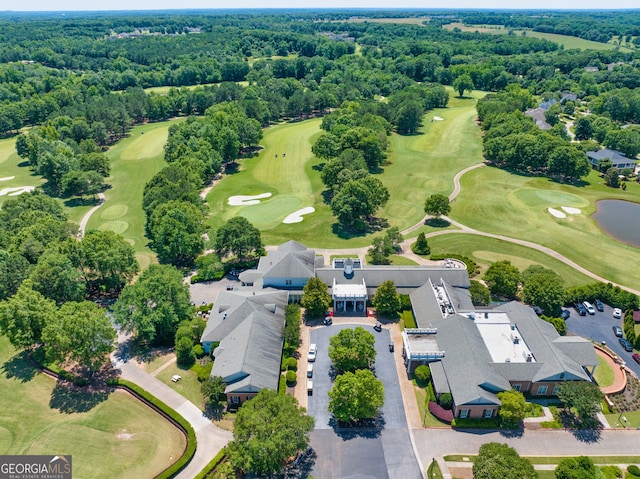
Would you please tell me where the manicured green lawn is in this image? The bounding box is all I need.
[0,137,45,203]
[451,163,640,290]
[0,336,185,479]
[594,355,615,388]
[605,410,640,429]
[86,120,183,270]
[156,362,204,410]
[427,233,593,288]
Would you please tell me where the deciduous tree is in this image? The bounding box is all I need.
[328,326,376,373]
[453,74,474,98]
[424,193,451,219]
[228,389,314,475]
[497,390,528,428]
[483,260,521,300]
[328,369,384,423]
[555,456,596,479]
[557,381,603,420]
[301,277,331,317]
[473,442,537,479]
[520,273,565,317]
[372,280,401,317]
[214,217,263,261]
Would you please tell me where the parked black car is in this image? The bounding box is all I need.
[560,309,570,320]
[574,302,587,316]
[595,299,604,312]
[619,337,634,352]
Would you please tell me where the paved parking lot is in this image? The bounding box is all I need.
[307,323,422,479]
[566,302,640,376]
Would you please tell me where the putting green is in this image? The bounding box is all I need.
[100,204,129,220]
[516,189,589,208]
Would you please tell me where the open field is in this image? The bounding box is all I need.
[427,233,593,288]
[0,336,185,479]
[443,23,630,52]
[451,164,640,290]
[86,120,183,270]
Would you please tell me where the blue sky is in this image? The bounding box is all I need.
[6,0,640,11]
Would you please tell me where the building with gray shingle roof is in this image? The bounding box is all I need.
[404,301,598,419]
[200,288,288,405]
[586,148,636,170]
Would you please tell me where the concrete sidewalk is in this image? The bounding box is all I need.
[112,348,232,479]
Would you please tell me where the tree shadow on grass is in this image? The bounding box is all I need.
[63,197,101,209]
[49,381,110,414]
[331,217,389,240]
[2,351,38,383]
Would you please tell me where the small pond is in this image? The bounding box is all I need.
[591,200,640,248]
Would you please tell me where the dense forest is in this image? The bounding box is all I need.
[0,8,639,300]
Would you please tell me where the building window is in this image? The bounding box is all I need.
[459,409,470,418]
[285,280,292,285]
[536,385,548,395]
[483,409,494,418]
[231,396,240,404]
[552,385,560,396]
[512,384,521,392]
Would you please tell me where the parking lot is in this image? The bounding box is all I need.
[306,323,421,479]
[565,302,640,377]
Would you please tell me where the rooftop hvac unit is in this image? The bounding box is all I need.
[526,354,533,362]
[506,358,511,362]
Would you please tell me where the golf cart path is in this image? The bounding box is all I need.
[78,192,105,237]
[111,336,232,479]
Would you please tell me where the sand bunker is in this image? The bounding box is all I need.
[283,207,315,224]
[0,186,35,197]
[561,206,581,215]
[228,193,272,206]
[0,176,15,182]
[433,116,444,121]
[548,207,566,219]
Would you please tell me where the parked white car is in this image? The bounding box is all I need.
[613,308,622,319]
[307,343,317,362]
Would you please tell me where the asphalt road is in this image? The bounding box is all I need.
[307,324,422,479]
[565,302,640,376]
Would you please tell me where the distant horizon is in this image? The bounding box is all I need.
[4,1,640,13]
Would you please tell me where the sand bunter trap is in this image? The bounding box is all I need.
[283,207,315,224]
[0,186,35,196]
[433,116,444,121]
[561,206,581,215]
[548,206,582,219]
[548,207,566,218]
[228,193,272,206]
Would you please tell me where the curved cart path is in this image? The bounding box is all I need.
[78,192,105,237]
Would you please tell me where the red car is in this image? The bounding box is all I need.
[632,353,640,365]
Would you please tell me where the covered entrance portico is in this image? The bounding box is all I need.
[332,278,367,315]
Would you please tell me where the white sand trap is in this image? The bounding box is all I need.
[561,206,581,215]
[283,207,315,224]
[228,193,272,206]
[548,207,566,219]
[433,116,444,121]
[0,176,15,181]
[0,186,35,197]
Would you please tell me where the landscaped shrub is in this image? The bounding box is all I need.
[193,344,205,358]
[414,365,431,384]
[428,401,453,424]
[287,357,298,371]
[439,393,453,410]
[628,465,640,477]
[191,359,213,382]
[192,253,225,283]
[278,374,286,395]
[281,356,291,371]
[176,337,196,367]
[600,465,622,479]
[285,370,297,384]
[399,294,412,312]
[564,283,639,312]
[193,447,228,479]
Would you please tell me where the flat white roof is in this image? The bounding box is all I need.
[332,279,367,299]
[470,311,535,364]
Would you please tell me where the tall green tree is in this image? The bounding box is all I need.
[520,273,565,316]
[0,280,57,349]
[42,301,115,376]
[424,193,451,219]
[228,389,314,475]
[0,251,31,301]
[214,217,263,261]
[301,277,331,317]
[557,381,603,420]
[328,326,376,373]
[148,200,205,266]
[411,232,430,255]
[469,280,491,306]
[328,369,385,423]
[112,264,193,345]
[497,390,528,428]
[453,74,474,98]
[483,260,521,299]
[604,167,620,188]
[473,442,537,479]
[372,280,401,317]
[29,251,86,304]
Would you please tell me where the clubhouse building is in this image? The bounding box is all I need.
[201,241,598,415]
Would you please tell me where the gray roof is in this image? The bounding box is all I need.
[429,361,450,395]
[525,108,552,130]
[200,288,288,394]
[317,266,470,294]
[586,149,635,168]
[428,301,596,407]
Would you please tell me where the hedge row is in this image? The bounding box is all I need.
[193,447,228,479]
[108,379,197,479]
[565,282,639,312]
[430,253,479,277]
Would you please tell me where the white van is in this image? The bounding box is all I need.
[583,301,595,315]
